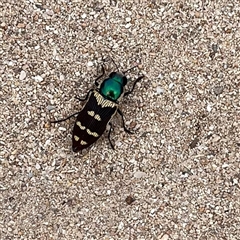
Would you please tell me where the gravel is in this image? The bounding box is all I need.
[0,0,239,239]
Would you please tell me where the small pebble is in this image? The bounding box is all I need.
[207,104,212,112]
[33,75,43,82]
[125,23,131,29]
[126,17,131,22]
[169,83,174,89]
[35,163,41,170]
[156,86,164,94]
[19,70,26,80]
[134,171,147,179]
[87,61,94,67]
[213,86,224,95]
[81,13,87,18]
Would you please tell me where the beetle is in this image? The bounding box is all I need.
[51,65,144,152]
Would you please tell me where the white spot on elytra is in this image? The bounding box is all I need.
[80,140,87,145]
[87,111,94,117]
[74,135,79,141]
[76,121,86,130]
[94,114,101,121]
[86,129,99,137]
[87,110,101,121]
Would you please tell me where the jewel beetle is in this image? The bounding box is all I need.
[51,65,144,152]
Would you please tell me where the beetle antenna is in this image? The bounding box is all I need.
[123,64,139,75]
[106,55,139,75]
[110,57,120,72]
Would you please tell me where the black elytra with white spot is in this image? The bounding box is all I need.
[72,90,118,152]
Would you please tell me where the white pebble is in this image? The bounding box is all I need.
[212,135,220,142]
[222,163,229,168]
[87,61,94,67]
[209,125,214,130]
[81,13,87,19]
[160,234,169,240]
[125,23,132,29]
[156,86,164,94]
[53,48,57,56]
[118,221,124,230]
[33,75,43,82]
[207,104,212,112]
[60,74,65,81]
[45,139,51,146]
[134,171,147,179]
[186,93,192,101]
[19,70,26,80]
[233,178,238,185]
[47,105,55,111]
[126,17,131,22]
[36,163,41,170]
[169,83,174,89]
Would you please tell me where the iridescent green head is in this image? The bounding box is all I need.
[99,72,127,101]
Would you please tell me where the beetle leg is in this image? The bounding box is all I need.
[108,122,115,150]
[50,112,79,123]
[117,109,133,134]
[94,65,105,86]
[124,75,144,97]
[75,89,93,102]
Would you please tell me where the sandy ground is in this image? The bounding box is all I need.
[0,0,240,239]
